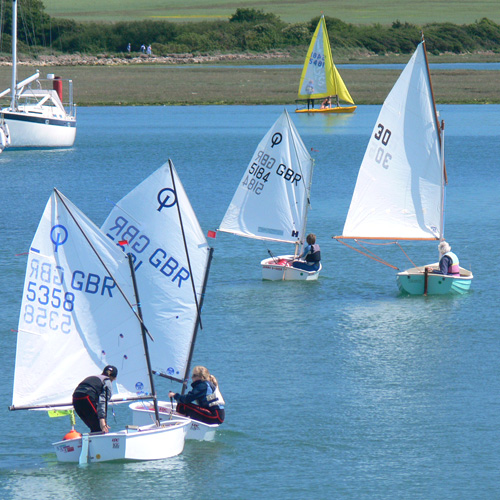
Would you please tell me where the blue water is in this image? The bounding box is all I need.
[0,105,499,499]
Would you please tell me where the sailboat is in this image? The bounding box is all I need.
[0,0,76,147]
[11,189,191,463]
[295,15,356,114]
[218,109,320,281]
[334,39,473,295]
[98,161,218,441]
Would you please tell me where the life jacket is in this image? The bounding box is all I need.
[444,251,460,276]
[194,381,224,409]
[73,374,110,402]
[305,244,321,263]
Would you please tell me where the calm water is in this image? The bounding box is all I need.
[0,105,499,499]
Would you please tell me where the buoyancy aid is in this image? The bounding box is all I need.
[73,374,109,401]
[305,244,321,263]
[193,381,224,409]
[444,251,460,276]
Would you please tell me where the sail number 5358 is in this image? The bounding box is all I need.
[373,123,392,169]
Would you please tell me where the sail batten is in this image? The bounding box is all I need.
[297,16,354,104]
[340,41,443,241]
[219,110,313,246]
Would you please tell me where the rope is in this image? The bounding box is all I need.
[337,239,399,270]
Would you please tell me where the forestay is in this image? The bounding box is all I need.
[219,110,313,245]
[297,16,354,104]
[101,161,211,384]
[12,190,151,410]
[341,41,443,240]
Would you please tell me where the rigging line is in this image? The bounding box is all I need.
[395,242,418,268]
[54,188,154,342]
[337,239,399,270]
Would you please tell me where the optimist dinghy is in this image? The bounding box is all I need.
[10,189,190,463]
[218,110,320,281]
[99,160,220,439]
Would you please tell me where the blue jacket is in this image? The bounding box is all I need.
[174,380,224,409]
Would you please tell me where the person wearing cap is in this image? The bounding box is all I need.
[72,365,118,433]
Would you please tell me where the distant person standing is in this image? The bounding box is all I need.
[147,44,152,55]
[127,43,131,53]
[141,44,146,53]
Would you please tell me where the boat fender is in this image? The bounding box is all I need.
[63,429,82,440]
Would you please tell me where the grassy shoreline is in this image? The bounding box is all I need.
[1,53,499,106]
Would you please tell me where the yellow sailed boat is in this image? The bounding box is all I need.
[296,16,356,114]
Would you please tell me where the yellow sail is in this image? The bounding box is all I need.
[297,16,354,105]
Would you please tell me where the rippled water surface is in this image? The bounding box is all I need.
[0,105,499,499]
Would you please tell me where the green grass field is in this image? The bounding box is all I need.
[42,0,500,25]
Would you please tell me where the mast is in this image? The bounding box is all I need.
[181,247,214,395]
[286,110,314,258]
[127,254,161,426]
[439,121,446,241]
[422,34,447,241]
[10,0,17,110]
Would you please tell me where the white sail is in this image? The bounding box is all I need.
[101,161,211,383]
[12,190,152,410]
[219,110,314,244]
[341,42,443,240]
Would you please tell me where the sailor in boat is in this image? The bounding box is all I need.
[168,366,225,425]
[72,365,118,433]
[427,241,460,277]
[320,97,332,109]
[306,80,315,109]
[292,233,321,272]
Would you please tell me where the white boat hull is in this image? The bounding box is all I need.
[261,255,321,281]
[3,111,76,147]
[397,264,473,295]
[129,401,219,441]
[52,420,189,463]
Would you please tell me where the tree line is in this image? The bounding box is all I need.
[1,2,500,57]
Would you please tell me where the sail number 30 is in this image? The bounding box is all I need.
[373,123,392,169]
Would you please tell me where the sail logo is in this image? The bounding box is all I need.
[271,133,282,148]
[157,188,177,212]
[50,224,68,252]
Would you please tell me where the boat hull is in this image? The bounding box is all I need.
[261,255,321,281]
[52,420,189,463]
[295,105,356,114]
[2,111,76,148]
[396,265,473,295]
[129,401,219,441]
